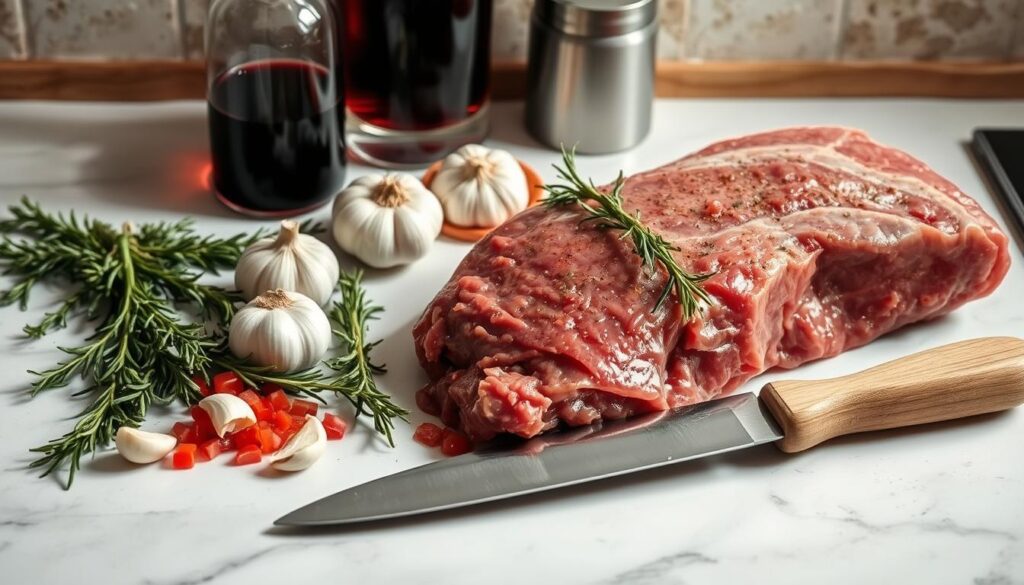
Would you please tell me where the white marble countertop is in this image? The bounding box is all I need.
[1,99,1023,585]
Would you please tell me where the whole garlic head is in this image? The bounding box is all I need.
[431,145,528,228]
[234,220,340,306]
[332,174,443,268]
[228,289,332,372]
[115,427,177,464]
[271,415,326,471]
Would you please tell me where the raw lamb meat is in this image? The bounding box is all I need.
[413,127,1010,441]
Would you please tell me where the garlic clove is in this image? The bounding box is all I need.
[115,427,178,464]
[198,394,257,438]
[270,415,327,472]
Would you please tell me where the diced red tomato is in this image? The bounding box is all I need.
[323,413,347,441]
[262,382,284,394]
[171,421,193,442]
[278,428,296,444]
[239,389,272,421]
[413,423,444,447]
[230,425,261,449]
[217,436,235,451]
[212,371,243,395]
[272,410,293,433]
[260,398,275,420]
[259,428,283,454]
[234,444,262,465]
[440,428,471,457]
[190,406,217,441]
[198,438,223,461]
[289,398,318,417]
[172,444,197,469]
[266,388,291,411]
[193,376,212,397]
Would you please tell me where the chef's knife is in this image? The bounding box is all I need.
[277,337,1024,526]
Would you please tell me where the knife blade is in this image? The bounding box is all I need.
[276,336,1024,527]
[277,393,781,526]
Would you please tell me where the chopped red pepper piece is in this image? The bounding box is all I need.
[440,428,471,457]
[190,406,217,441]
[171,421,193,442]
[266,388,291,411]
[172,444,197,469]
[323,413,347,441]
[230,426,261,449]
[193,376,212,397]
[234,444,262,465]
[198,438,223,461]
[272,410,293,433]
[259,428,283,454]
[239,390,272,421]
[289,399,318,417]
[212,371,243,395]
[413,423,444,447]
[217,436,236,452]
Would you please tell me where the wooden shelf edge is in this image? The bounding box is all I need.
[0,60,1021,101]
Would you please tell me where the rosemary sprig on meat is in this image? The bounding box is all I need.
[541,148,714,320]
[0,198,322,487]
[213,270,407,446]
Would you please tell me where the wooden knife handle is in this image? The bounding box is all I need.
[760,337,1024,453]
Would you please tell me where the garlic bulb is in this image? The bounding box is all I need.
[115,427,177,464]
[197,394,257,437]
[228,289,332,372]
[234,220,340,306]
[270,415,326,471]
[431,145,528,227]
[332,174,443,268]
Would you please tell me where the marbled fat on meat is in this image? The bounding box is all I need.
[413,127,1010,441]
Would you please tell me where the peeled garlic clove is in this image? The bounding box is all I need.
[198,394,257,438]
[270,415,326,472]
[115,427,178,464]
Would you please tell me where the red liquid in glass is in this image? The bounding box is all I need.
[208,59,346,214]
[341,0,492,132]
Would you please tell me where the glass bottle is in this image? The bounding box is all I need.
[206,0,345,216]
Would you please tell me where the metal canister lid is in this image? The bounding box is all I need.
[534,0,657,37]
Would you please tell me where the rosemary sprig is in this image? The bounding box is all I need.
[211,270,407,446]
[325,270,407,445]
[542,148,714,320]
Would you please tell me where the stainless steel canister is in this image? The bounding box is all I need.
[525,0,656,154]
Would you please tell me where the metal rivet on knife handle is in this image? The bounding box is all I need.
[760,336,1024,453]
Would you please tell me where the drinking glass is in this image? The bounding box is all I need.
[339,0,493,168]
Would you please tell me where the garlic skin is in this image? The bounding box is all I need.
[332,174,443,268]
[431,145,528,228]
[270,415,326,471]
[198,394,257,437]
[234,220,340,306]
[115,427,178,464]
[228,289,332,372]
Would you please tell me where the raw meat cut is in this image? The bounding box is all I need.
[413,127,1010,441]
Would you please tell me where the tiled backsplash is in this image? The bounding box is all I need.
[0,0,1021,61]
